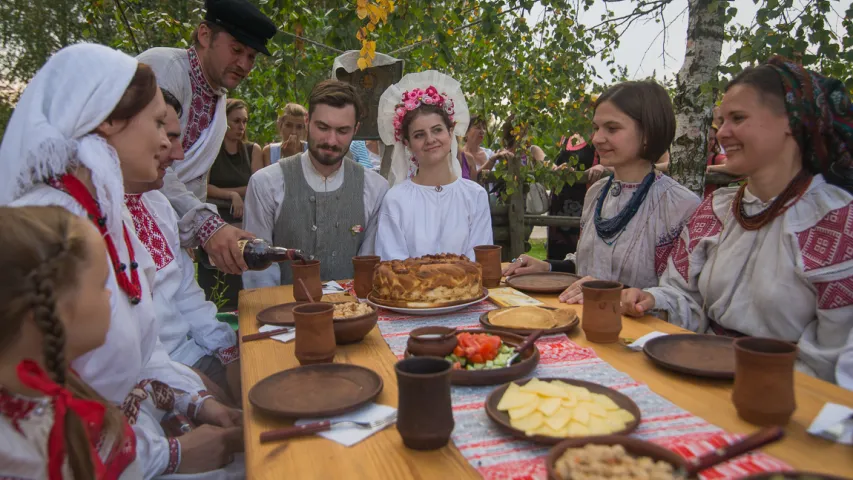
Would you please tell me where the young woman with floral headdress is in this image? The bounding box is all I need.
[375,71,493,260]
[622,58,853,390]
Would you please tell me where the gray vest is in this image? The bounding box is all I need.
[274,155,366,284]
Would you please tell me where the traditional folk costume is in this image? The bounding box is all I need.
[242,152,389,287]
[646,58,853,389]
[0,44,225,478]
[374,71,493,260]
[136,0,276,248]
[126,191,239,387]
[552,172,701,290]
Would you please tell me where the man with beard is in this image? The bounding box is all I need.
[242,80,389,287]
[137,0,276,276]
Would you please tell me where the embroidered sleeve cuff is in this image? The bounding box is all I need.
[216,345,240,365]
[197,214,227,247]
[164,437,181,475]
[186,391,214,421]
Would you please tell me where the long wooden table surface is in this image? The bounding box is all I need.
[239,285,853,479]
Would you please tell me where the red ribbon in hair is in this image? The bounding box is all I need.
[17,360,107,480]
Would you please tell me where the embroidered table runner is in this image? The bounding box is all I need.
[374,302,791,479]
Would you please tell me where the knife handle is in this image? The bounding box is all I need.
[686,427,785,475]
[260,420,332,443]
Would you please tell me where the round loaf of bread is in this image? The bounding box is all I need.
[371,254,483,307]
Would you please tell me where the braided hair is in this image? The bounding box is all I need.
[0,206,123,479]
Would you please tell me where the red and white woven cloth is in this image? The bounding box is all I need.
[374,301,791,479]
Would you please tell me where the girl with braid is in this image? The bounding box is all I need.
[0,44,244,478]
[0,206,139,478]
[623,58,853,390]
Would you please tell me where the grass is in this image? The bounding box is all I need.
[528,238,547,260]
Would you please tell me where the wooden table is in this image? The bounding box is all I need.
[239,286,853,479]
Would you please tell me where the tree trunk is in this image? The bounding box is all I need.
[669,0,726,197]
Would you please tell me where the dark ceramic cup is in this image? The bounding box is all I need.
[293,303,336,365]
[474,245,502,288]
[395,357,454,450]
[581,280,623,343]
[291,260,322,301]
[352,255,381,299]
[732,337,798,426]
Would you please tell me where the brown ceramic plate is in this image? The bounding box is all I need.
[256,301,309,326]
[743,474,850,480]
[248,363,383,418]
[479,306,579,336]
[367,288,489,309]
[484,377,642,445]
[546,436,686,480]
[404,329,539,386]
[643,334,736,379]
[506,273,581,294]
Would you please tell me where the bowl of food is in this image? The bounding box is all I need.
[405,329,539,386]
[330,301,378,344]
[546,437,686,480]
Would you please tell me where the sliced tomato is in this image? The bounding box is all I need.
[452,362,462,370]
[453,346,464,357]
[470,353,484,364]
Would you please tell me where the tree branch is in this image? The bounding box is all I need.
[113,0,141,54]
[278,30,344,54]
[588,0,673,30]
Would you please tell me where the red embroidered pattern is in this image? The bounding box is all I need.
[126,194,175,271]
[183,47,219,151]
[796,202,853,272]
[164,437,181,474]
[120,379,176,424]
[0,388,37,434]
[655,242,677,277]
[216,345,240,365]
[103,422,137,480]
[669,197,722,282]
[814,276,853,310]
[197,214,227,247]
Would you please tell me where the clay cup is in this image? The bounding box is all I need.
[352,255,381,299]
[581,280,623,343]
[291,260,322,301]
[732,337,797,426]
[293,303,336,365]
[395,357,455,450]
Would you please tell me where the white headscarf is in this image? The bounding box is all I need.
[377,71,470,186]
[0,43,138,239]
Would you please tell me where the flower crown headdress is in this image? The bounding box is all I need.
[392,86,457,142]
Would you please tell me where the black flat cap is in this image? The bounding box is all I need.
[205,0,277,55]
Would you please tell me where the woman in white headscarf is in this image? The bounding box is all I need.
[374,71,493,260]
[0,44,243,479]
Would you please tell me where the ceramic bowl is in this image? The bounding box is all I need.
[407,326,458,357]
[331,302,378,344]
[546,436,686,480]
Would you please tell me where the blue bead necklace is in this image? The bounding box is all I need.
[593,168,656,245]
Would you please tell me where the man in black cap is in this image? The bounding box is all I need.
[138,0,276,276]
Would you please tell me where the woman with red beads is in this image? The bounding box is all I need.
[0,44,243,477]
[622,58,853,391]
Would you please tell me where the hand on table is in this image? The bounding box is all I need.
[558,275,596,304]
[203,224,254,274]
[177,424,244,473]
[502,254,550,277]
[197,398,243,428]
[622,288,656,317]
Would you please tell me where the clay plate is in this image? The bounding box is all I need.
[743,473,849,480]
[404,329,539,386]
[248,363,383,418]
[506,273,581,294]
[480,306,579,336]
[643,334,735,379]
[485,377,642,445]
[546,436,687,480]
[256,301,309,326]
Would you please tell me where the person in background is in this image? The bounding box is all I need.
[207,98,259,224]
[126,89,240,404]
[366,139,383,171]
[243,80,389,287]
[460,115,497,181]
[547,134,596,262]
[0,206,141,479]
[137,0,276,276]
[375,71,493,260]
[504,80,700,305]
[263,102,308,167]
[350,140,375,170]
[622,58,853,390]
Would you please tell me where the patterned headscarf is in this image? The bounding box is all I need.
[766,56,853,192]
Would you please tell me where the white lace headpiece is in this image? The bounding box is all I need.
[377,71,470,186]
[0,43,138,240]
